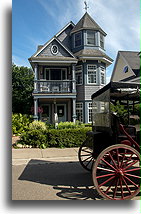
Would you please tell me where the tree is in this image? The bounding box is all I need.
[12,63,34,114]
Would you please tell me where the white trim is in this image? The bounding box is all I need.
[34,36,76,59]
[87,64,97,84]
[55,22,75,37]
[86,30,96,46]
[100,66,105,85]
[88,102,92,123]
[30,60,78,64]
[79,56,113,66]
[56,104,67,122]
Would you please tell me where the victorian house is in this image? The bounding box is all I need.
[28,12,113,124]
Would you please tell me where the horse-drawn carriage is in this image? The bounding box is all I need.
[78,81,140,200]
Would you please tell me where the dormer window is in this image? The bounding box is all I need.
[74,32,82,47]
[100,33,104,49]
[87,30,96,45]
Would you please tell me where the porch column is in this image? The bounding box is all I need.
[34,64,38,92]
[72,98,76,123]
[33,98,38,120]
[72,64,76,93]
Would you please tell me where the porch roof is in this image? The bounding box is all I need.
[28,56,78,64]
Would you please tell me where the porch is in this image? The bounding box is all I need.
[35,80,72,93]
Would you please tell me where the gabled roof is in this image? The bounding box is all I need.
[55,21,75,37]
[70,12,106,36]
[31,36,76,59]
[119,51,140,77]
[110,51,140,82]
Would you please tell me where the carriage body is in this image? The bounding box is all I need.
[78,81,140,200]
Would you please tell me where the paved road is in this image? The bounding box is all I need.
[12,160,102,200]
[12,148,140,200]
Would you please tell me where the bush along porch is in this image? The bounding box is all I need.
[13,119,92,149]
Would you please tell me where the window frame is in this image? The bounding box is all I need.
[87,64,97,84]
[74,31,82,48]
[86,30,96,46]
[76,102,83,122]
[100,66,105,85]
[88,102,92,123]
[100,33,104,49]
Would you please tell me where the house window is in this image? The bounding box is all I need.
[100,34,104,49]
[87,65,97,84]
[88,102,92,123]
[76,65,83,85]
[51,45,58,55]
[87,30,96,45]
[100,67,105,84]
[74,32,82,47]
[76,103,83,122]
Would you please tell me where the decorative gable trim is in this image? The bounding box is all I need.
[55,21,75,37]
[33,36,76,59]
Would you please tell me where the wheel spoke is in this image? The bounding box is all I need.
[113,178,119,199]
[108,151,118,169]
[124,167,140,173]
[116,149,120,167]
[105,177,116,194]
[123,159,139,170]
[96,173,115,179]
[122,176,131,194]
[85,157,93,167]
[99,175,115,188]
[81,149,92,154]
[120,177,124,199]
[122,153,134,167]
[120,150,126,168]
[82,155,93,163]
[97,166,115,173]
[124,173,141,179]
[101,158,117,171]
[123,175,139,188]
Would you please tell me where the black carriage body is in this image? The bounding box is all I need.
[90,81,140,158]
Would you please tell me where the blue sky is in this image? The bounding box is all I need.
[12,0,140,82]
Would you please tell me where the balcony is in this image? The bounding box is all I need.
[35,80,73,93]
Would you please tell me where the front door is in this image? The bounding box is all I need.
[57,104,66,122]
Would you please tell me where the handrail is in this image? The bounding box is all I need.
[119,124,140,152]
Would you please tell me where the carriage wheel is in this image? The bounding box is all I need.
[92,144,140,200]
[78,137,94,171]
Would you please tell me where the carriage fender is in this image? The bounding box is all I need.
[120,139,132,147]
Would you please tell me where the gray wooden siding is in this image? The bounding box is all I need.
[85,85,102,100]
[76,85,85,101]
[38,40,71,57]
[57,25,73,50]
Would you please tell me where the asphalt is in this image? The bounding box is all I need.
[12,147,79,165]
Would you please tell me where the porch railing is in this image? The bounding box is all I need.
[36,80,72,93]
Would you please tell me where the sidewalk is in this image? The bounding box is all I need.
[12,147,79,165]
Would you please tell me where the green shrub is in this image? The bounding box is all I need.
[19,121,48,148]
[12,113,33,135]
[48,127,91,148]
[19,127,92,148]
[57,121,85,129]
[29,120,47,131]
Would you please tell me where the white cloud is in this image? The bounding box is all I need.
[12,55,31,68]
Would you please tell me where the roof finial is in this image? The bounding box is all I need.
[84,1,89,12]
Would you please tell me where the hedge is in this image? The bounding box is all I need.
[19,127,92,148]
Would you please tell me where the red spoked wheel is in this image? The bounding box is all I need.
[92,144,140,200]
[78,137,95,172]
